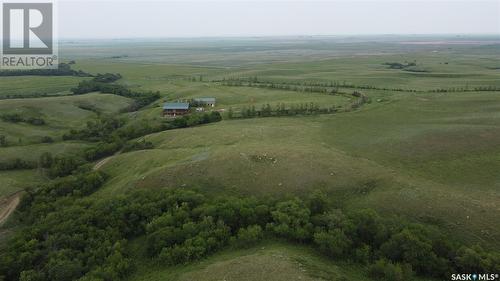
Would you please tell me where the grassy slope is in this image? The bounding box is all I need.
[128,242,371,281]
[96,89,500,248]
[0,76,83,98]
[0,93,133,144]
[0,170,45,198]
[128,241,435,281]
[0,92,133,197]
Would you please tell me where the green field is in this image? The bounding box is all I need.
[0,76,83,98]
[1,36,499,281]
[0,93,133,144]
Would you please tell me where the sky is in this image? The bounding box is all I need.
[58,0,500,39]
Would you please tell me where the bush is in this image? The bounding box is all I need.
[368,259,413,281]
[41,136,54,143]
[233,225,263,248]
[122,139,153,153]
[313,229,352,258]
[267,199,313,242]
[0,158,37,170]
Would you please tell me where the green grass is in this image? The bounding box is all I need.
[0,93,133,144]
[95,89,500,249]
[128,241,376,281]
[2,38,500,277]
[0,170,45,198]
[0,76,83,98]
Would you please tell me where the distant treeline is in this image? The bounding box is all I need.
[430,85,500,93]
[0,92,74,100]
[214,77,419,93]
[0,63,90,77]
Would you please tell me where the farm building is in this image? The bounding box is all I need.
[193,97,216,107]
[163,102,190,117]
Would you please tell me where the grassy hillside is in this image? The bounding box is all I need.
[0,76,83,98]
[95,89,500,248]
[0,93,133,144]
[0,170,45,198]
[128,242,379,281]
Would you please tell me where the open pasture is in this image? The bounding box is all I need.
[0,76,83,98]
[0,93,133,144]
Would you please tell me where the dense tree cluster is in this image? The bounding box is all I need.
[0,158,37,171]
[0,113,45,125]
[383,61,417,70]
[91,73,122,83]
[63,117,125,142]
[2,185,499,281]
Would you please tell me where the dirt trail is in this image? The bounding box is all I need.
[0,192,22,226]
[93,149,122,171]
[93,155,113,170]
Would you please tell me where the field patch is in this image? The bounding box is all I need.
[0,76,83,98]
[0,93,133,144]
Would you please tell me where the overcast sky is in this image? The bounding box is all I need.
[58,0,500,38]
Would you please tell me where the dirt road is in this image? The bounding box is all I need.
[0,192,22,226]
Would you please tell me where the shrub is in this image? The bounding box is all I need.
[368,259,413,281]
[267,199,313,242]
[233,225,263,248]
[41,136,54,143]
[313,229,352,258]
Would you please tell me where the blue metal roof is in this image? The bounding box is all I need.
[163,102,190,110]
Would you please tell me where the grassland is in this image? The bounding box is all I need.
[128,240,437,281]
[129,241,374,281]
[1,36,499,280]
[96,91,500,248]
[0,170,45,198]
[0,76,83,98]
[0,93,133,144]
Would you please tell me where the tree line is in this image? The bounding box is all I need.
[0,63,90,77]
[225,93,368,120]
[215,77,418,93]
[0,113,45,126]
[227,102,338,119]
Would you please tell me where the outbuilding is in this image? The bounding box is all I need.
[193,97,216,107]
